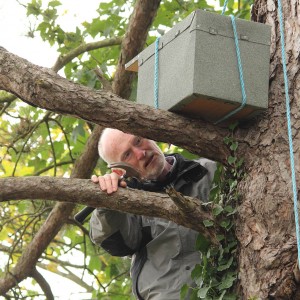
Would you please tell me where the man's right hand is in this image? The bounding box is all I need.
[91,173,127,194]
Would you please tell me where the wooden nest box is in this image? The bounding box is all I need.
[125,9,271,124]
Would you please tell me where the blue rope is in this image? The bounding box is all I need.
[154,37,160,109]
[215,15,247,124]
[277,0,300,267]
[222,0,229,15]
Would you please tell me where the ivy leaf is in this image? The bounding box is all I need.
[191,264,203,281]
[220,219,232,231]
[223,136,232,145]
[217,256,233,271]
[203,220,214,227]
[230,142,238,151]
[180,284,189,299]
[198,287,210,298]
[227,156,237,165]
[218,272,237,290]
[196,234,211,253]
[213,204,223,216]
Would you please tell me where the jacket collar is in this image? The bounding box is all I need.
[164,153,208,186]
[126,153,207,192]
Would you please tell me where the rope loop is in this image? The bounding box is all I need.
[215,15,247,124]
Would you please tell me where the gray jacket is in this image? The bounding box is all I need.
[90,154,217,299]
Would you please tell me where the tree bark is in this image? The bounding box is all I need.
[0,176,216,242]
[0,47,230,163]
[112,0,161,99]
[235,0,300,298]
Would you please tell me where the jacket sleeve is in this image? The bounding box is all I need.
[195,158,217,201]
[89,208,143,257]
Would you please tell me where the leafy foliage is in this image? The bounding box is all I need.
[0,0,252,298]
[181,123,244,300]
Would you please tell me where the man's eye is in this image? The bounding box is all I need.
[124,152,130,160]
[136,137,142,145]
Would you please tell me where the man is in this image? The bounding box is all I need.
[90,128,216,299]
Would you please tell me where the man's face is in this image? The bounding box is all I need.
[102,130,166,180]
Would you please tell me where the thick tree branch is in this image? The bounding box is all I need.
[0,176,217,243]
[113,0,161,99]
[0,48,230,162]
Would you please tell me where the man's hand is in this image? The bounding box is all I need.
[91,173,127,194]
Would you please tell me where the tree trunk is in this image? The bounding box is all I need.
[235,0,300,298]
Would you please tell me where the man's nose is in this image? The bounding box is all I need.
[134,148,146,160]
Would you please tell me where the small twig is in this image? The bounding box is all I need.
[52,37,123,72]
[33,160,74,176]
[45,120,57,177]
[165,185,197,214]
[0,102,11,118]
[94,67,112,91]
[12,112,52,176]
[31,267,54,300]
[48,117,75,162]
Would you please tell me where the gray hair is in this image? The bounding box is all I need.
[98,128,125,163]
[98,128,111,163]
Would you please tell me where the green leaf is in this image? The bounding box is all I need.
[236,158,244,167]
[218,272,237,290]
[224,205,234,213]
[84,19,106,38]
[217,234,225,242]
[53,141,64,157]
[223,136,232,145]
[196,234,211,253]
[220,219,232,230]
[203,220,214,227]
[217,256,233,271]
[27,0,42,16]
[48,0,61,7]
[230,142,238,151]
[191,264,203,280]
[213,204,223,216]
[180,284,189,300]
[218,290,227,300]
[198,286,210,298]
[227,156,236,165]
[89,256,101,272]
[43,8,58,23]
[71,123,85,142]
